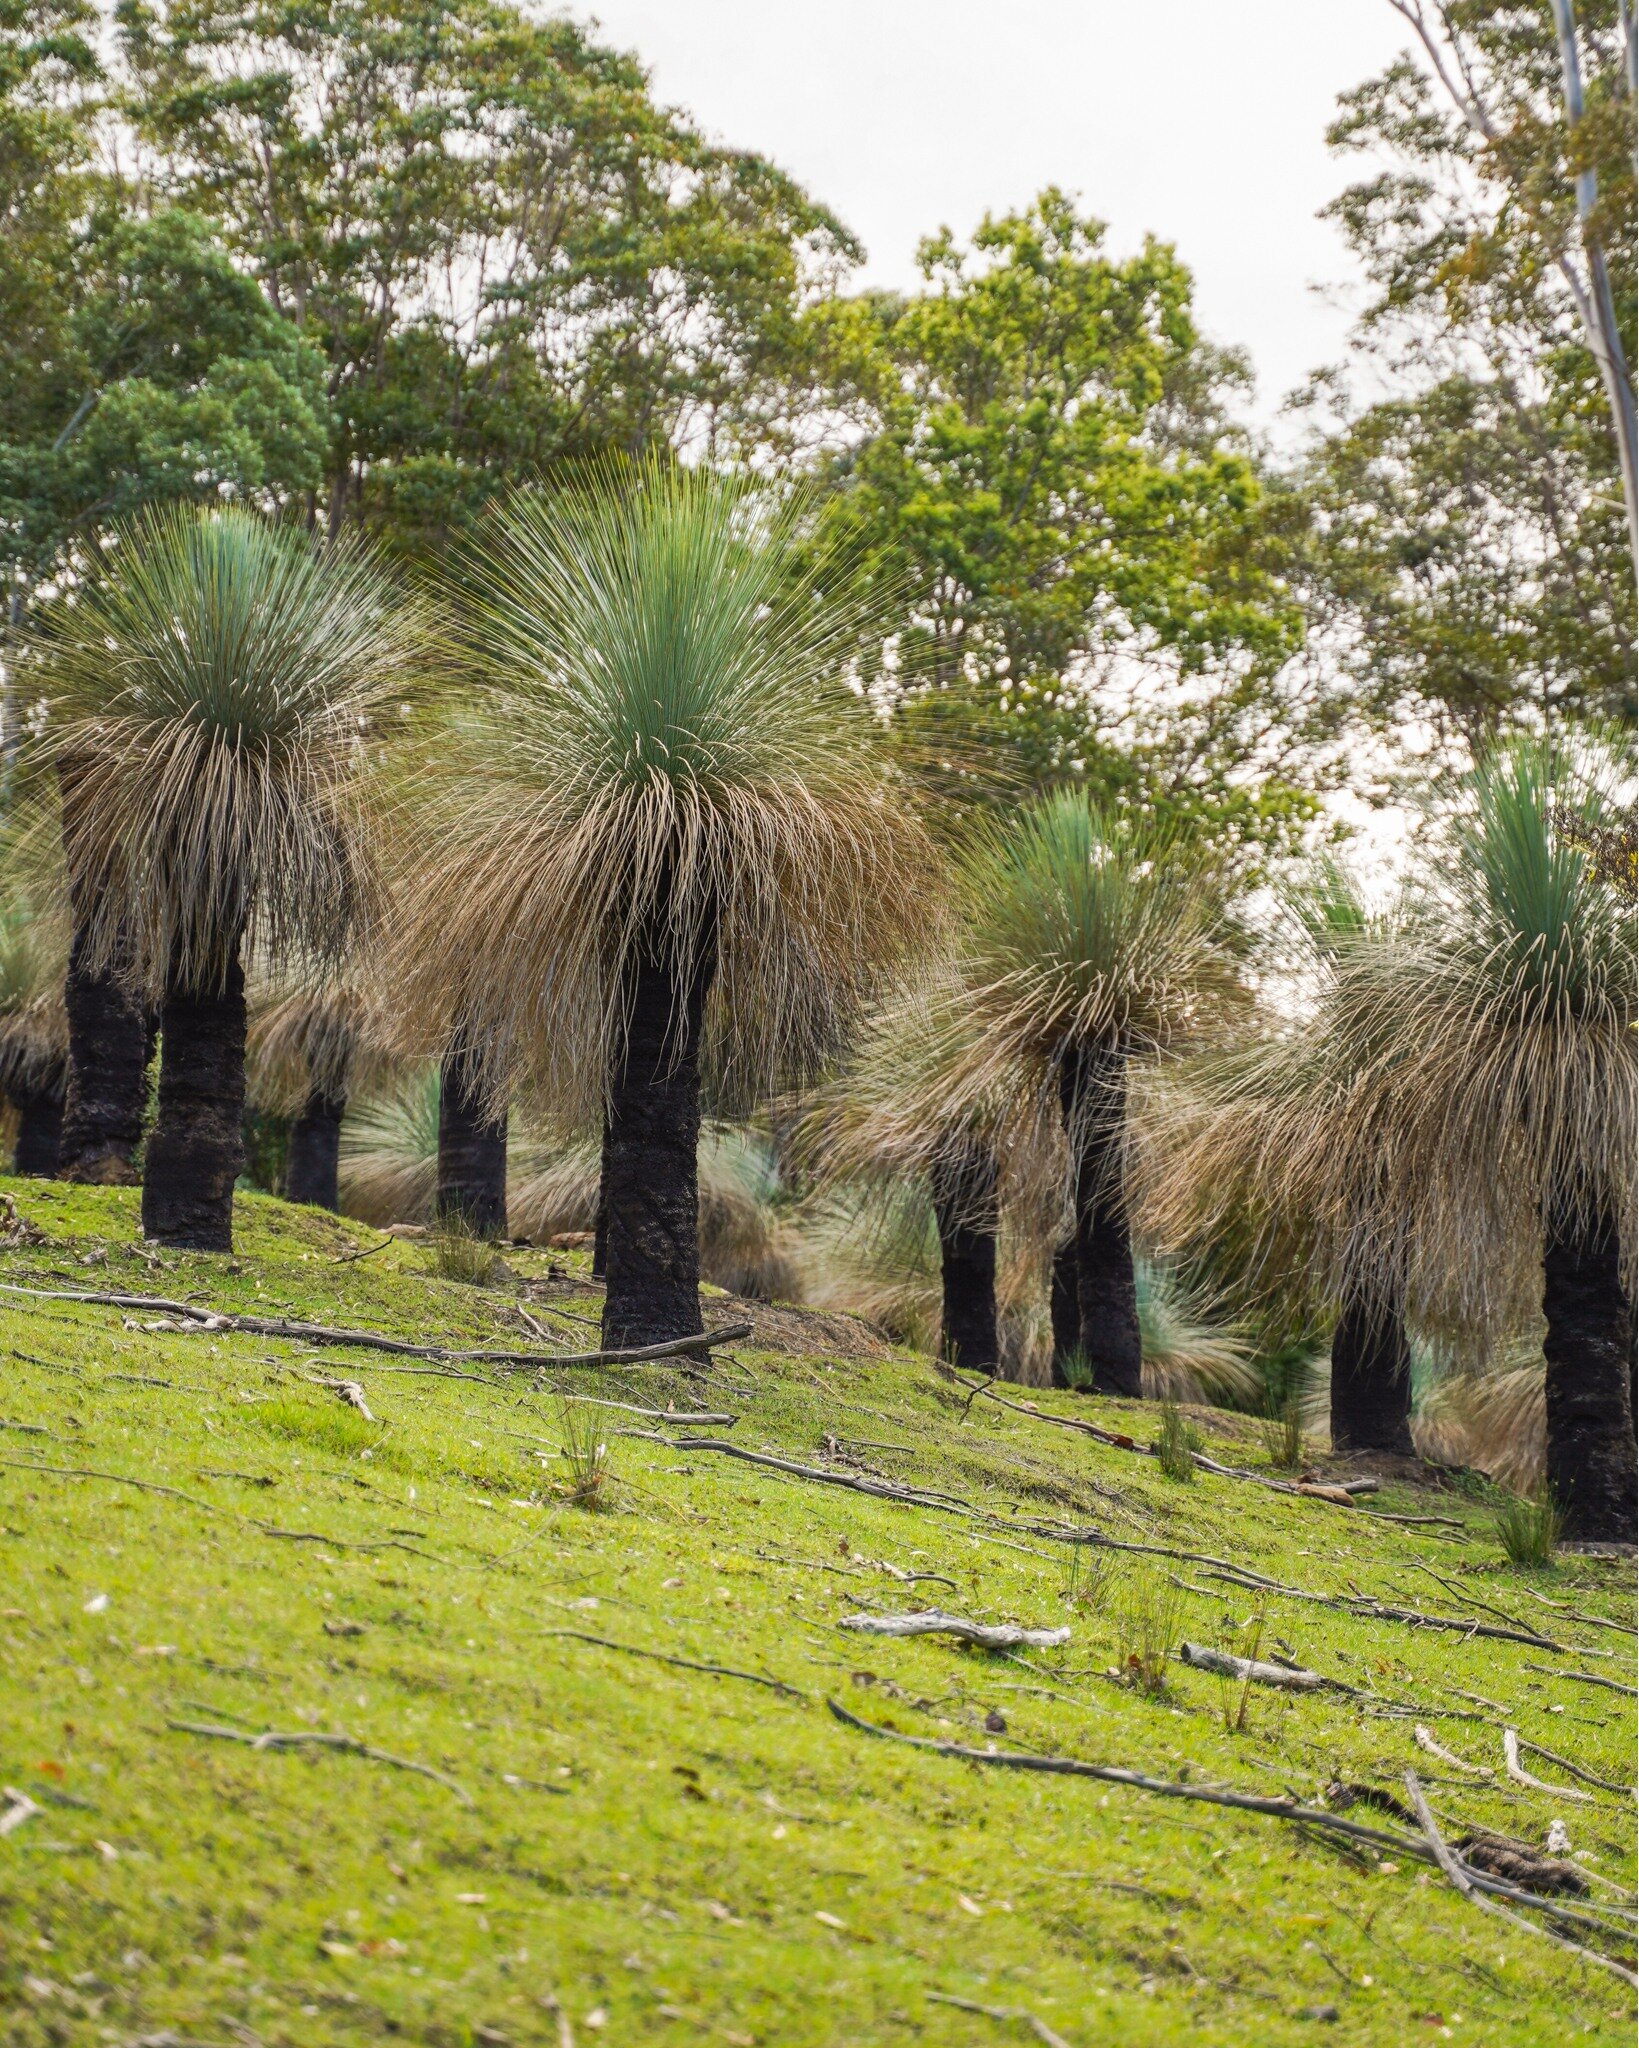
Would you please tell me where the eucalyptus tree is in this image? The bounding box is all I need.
[956,791,1245,1398]
[32,505,422,1249]
[396,459,928,1347]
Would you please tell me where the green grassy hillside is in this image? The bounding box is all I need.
[0,1179,1632,2048]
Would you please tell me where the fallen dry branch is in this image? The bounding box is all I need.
[838,1611,1071,1651]
[925,1990,1073,2048]
[662,1438,977,1514]
[0,1786,43,1836]
[0,1457,231,1518]
[825,1702,1623,1929]
[1511,1735,1634,1799]
[554,1394,738,1427]
[0,1283,750,1372]
[1404,1771,1637,1988]
[1188,1565,1566,1652]
[537,1626,805,1699]
[166,1718,474,1806]
[1522,1665,1638,1697]
[1503,1728,1593,1804]
[1414,1725,1494,1778]
[1176,1641,1328,1692]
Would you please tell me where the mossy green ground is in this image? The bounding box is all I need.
[0,1178,1633,2048]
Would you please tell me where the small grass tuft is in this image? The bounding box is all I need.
[1154,1399,1200,1482]
[1057,1345,1094,1391]
[425,1217,502,1284]
[1110,1564,1185,1697]
[1494,1488,1563,1568]
[553,1394,613,1510]
[1259,1390,1307,1472]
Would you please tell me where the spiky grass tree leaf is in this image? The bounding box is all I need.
[28,504,425,996]
[389,458,933,1120]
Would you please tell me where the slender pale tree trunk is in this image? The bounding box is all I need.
[601,906,716,1349]
[1542,1202,1637,1542]
[1058,1042,1142,1399]
[142,943,247,1251]
[1329,1286,1415,1455]
[56,762,153,1184]
[11,1071,66,1175]
[1049,1235,1080,1387]
[436,1035,507,1238]
[929,1134,1000,1372]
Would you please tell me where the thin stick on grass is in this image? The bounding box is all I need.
[1403,1771,1637,1988]
[1414,1725,1494,1778]
[1510,1734,1634,1798]
[166,1719,474,1807]
[925,1989,1073,2048]
[1522,1665,1639,1697]
[0,1284,751,1369]
[537,1627,805,1699]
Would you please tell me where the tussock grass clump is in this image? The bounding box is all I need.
[1154,1399,1200,1482]
[1495,1488,1563,1568]
[1110,1565,1185,1697]
[552,1395,613,1510]
[426,1218,502,1285]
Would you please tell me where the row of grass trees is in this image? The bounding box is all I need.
[5,467,1634,1540]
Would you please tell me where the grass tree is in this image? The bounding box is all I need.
[33,506,420,1250]
[800,971,1037,1373]
[0,878,69,1175]
[396,460,928,1347]
[248,980,392,1211]
[1139,866,1427,1457]
[1340,738,1636,1540]
[957,792,1244,1398]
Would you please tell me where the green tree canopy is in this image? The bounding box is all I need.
[118,0,859,557]
[1286,2,1636,743]
[802,191,1331,871]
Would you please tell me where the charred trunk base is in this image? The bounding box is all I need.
[1049,1237,1079,1388]
[592,1114,614,1279]
[286,1091,346,1211]
[1329,1293,1415,1456]
[601,924,714,1351]
[930,1141,999,1372]
[11,1081,65,1176]
[141,956,246,1252]
[436,1045,507,1239]
[1543,1214,1637,1544]
[57,929,153,1184]
[1061,1046,1143,1399]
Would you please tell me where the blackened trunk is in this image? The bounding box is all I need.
[11,1078,65,1176]
[436,1039,507,1238]
[141,949,246,1251]
[1059,1044,1142,1399]
[1329,1289,1415,1455]
[929,1135,1000,1372]
[592,1113,613,1278]
[1050,1236,1079,1388]
[601,909,716,1349]
[286,1089,346,1210]
[1543,1205,1637,1543]
[57,923,152,1183]
[56,756,153,1184]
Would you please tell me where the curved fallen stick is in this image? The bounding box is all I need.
[1504,1727,1593,1804]
[1414,1724,1494,1777]
[167,1718,473,1806]
[839,1610,1071,1650]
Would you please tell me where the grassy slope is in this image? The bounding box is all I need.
[0,1178,1633,2048]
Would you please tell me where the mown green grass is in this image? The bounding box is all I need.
[0,1176,1633,2048]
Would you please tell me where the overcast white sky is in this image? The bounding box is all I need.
[582,0,1415,428]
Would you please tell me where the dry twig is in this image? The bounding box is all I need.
[166,1718,473,1806]
[838,1611,1071,1650]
